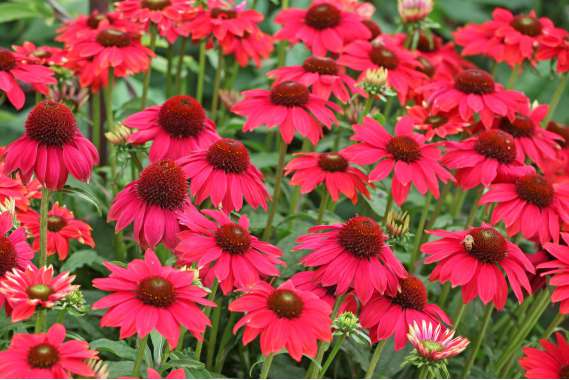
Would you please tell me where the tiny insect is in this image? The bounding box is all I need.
[463,235,475,251]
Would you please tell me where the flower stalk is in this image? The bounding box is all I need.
[141,26,157,109]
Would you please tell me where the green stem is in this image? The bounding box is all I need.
[306,295,346,378]
[275,0,289,68]
[174,38,188,94]
[141,27,157,109]
[437,283,451,307]
[318,335,346,378]
[426,182,450,229]
[544,314,565,339]
[195,281,218,361]
[410,193,433,272]
[453,302,467,331]
[196,40,207,103]
[359,97,373,124]
[210,46,224,117]
[507,65,519,89]
[104,70,116,190]
[316,192,330,224]
[34,309,46,333]
[365,340,387,379]
[262,137,287,241]
[132,335,149,377]
[544,74,568,126]
[260,353,275,379]
[166,43,174,97]
[461,303,493,378]
[288,139,312,216]
[451,189,467,218]
[206,295,222,369]
[382,192,393,223]
[55,309,65,324]
[214,312,238,373]
[39,188,50,266]
[92,92,101,151]
[464,187,484,228]
[495,289,552,374]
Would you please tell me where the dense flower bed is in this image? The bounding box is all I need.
[0,0,567,378]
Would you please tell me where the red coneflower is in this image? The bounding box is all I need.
[0,212,34,310]
[219,29,274,68]
[268,56,361,103]
[294,216,407,304]
[229,280,332,362]
[179,138,269,212]
[176,208,283,295]
[12,42,67,67]
[290,270,359,313]
[93,249,215,348]
[67,23,154,81]
[275,0,371,56]
[538,233,569,313]
[108,159,195,249]
[342,116,454,206]
[0,324,97,379]
[3,101,99,190]
[0,48,56,109]
[123,95,220,162]
[454,8,553,68]
[408,104,468,141]
[360,276,450,350]
[421,224,535,310]
[420,68,529,129]
[537,26,569,74]
[115,0,196,43]
[339,35,428,104]
[493,104,561,170]
[520,332,569,378]
[442,130,530,190]
[480,170,569,244]
[179,0,263,42]
[231,81,338,145]
[0,265,78,322]
[285,151,370,204]
[18,202,95,261]
[410,33,474,81]
[56,11,127,45]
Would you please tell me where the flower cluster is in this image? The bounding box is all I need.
[0,0,568,379]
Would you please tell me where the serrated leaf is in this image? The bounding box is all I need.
[90,339,137,360]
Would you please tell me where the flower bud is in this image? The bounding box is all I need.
[386,209,410,239]
[358,67,389,98]
[105,123,132,145]
[398,0,434,24]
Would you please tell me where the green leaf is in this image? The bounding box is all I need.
[60,184,105,215]
[107,361,136,378]
[0,3,42,23]
[90,339,137,361]
[60,249,104,273]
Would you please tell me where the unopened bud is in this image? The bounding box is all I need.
[386,209,410,239]
[398,0,434,23]
[105,123,132,145]
[358,68,389,98]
